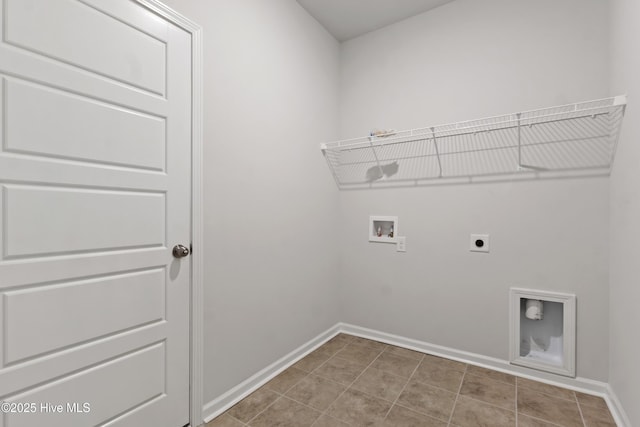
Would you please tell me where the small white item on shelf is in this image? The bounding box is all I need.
[369,129,397,138]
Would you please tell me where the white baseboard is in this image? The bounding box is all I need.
[339,323,608,394]
[340,323,627,426]
[202,324,341,423]
[605,383,632,427]
[201,323,629,426]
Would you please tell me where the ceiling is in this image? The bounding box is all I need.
[296,0,455,42]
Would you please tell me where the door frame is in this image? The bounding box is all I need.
[135,1,204,425]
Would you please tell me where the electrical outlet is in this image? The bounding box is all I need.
[470,234,489,253]
[396,236,406,252]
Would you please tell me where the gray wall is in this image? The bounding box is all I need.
[609,0,640,424]
[338,0,611,381]
[160,0,342,403]
[161,0,636,414]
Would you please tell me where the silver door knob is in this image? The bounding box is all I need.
[172,244,190,258]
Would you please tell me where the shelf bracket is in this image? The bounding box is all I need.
[368,136,384,180]
[516,112,523,170]
[516,113,543,172]
[431,127,443,178]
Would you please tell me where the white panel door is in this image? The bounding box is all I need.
[0,1,191,426]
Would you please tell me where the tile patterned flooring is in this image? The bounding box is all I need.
[206,334,616,427]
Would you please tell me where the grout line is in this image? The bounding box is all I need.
[226,412,249,426]
[381,352,425,419]
[307,335,354,375]
[280,395,324,417]
[306,371,355,389]
[576,399,587,427]
[517,380,578,403]
[572,391,584,426]
[244,360,328,427]
[278,373,346,415]
[515,376,518,427]
[392,401,453,424]
[451,394,517,414]
[223,335,369,426]
[528,390,580,402]
[446,364,468,426]
[222,335,591,427]
[299,337,357,426]
[308,334,362,426]
[246,389,327,426]
[313,340,390,426]
[516,376,580,427]
[276,371,309,395]
[243,390,285,425]
[310,413,346,427]
[408,373,469,394]
[464,369,517,386]
[465,365,517,383]
[517,413,566,427]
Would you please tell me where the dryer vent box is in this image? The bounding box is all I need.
[509,288,576,377]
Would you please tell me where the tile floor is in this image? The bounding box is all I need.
[206,334,616,427]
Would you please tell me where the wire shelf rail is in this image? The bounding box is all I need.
[321,96,627,189]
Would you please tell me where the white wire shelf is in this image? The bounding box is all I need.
[321,96,627,189]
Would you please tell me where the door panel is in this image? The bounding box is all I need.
[5,0,167,94]
[0,323,166,397]
[5,78,166,170]
[0,1,191,426]
[4,268,165,364]
[5,343,166,427]
[3,185,166,258]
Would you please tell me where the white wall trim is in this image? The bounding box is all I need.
[202,323,629,426]
[134,2,204,426]
[202,325,341,423]
[340,323,629,425]
[606,384,632,427]
[188,20,205,427]
[340,323,607,392]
